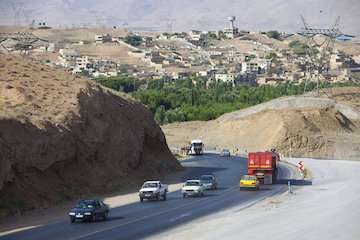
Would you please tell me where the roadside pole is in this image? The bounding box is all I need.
[288,181,292,194]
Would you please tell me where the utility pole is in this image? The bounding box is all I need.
[299,15,343,95]
[10,2,24,26]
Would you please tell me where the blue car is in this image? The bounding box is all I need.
[68,200,109,223]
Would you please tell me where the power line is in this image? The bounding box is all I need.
[299,15,344,95]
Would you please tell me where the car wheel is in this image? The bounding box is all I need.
[183,193,186,198]
[163,192,167,201]
[156,193,160,201]
[201,191,204,197]
[70,217,75,223]
[92,214,97,222]
[103,211,108,221]
[140,197,143,202]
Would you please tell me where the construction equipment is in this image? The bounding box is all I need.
[247,150,279,184]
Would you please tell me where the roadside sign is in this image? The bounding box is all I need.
[298,161,304,177]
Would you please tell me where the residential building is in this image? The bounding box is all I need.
[188,30,208,47]
[94,34,112,44]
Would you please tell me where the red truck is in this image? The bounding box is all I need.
[247,151,279,184]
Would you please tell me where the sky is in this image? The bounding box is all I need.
[0,0,359,35]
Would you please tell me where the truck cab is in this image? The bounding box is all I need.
[189,139,204,155]
[139,181,168,202]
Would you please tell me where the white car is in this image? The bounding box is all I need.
[139,181,168,202]
[182,180,206,198]
[220,149,231,157]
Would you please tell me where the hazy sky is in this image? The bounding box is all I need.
[0,0,359,34]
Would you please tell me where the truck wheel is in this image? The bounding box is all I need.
[140,197,143,202]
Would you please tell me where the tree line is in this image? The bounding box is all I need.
[92,75,359,124]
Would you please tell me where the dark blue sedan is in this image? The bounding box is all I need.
[68,200,109,223]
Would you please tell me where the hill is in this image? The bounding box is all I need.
[0,0,359,34]
[0,53,181,216]
[162,87,360,160]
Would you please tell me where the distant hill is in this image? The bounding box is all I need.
[0,0,359,35]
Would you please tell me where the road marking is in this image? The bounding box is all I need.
[169,212,192,222]
[0,225,41,237]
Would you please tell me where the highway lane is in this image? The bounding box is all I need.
[1,153,296,240]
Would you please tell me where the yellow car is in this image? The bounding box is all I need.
[240,175,260,190]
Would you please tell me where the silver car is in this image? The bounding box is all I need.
[200,175,218,190]
[220,149,231,157]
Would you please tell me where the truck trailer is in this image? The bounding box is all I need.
[247,151,279,184]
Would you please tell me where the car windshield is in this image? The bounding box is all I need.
[75,201,96,209]
[143,182,159,188]
[192,143,202,147]
[200,176,213,182]
[185,181,200,186]
[242,176,257,181]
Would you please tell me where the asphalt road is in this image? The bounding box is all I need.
[1,153,296,240]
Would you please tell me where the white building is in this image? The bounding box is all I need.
[188,30,208,46]
[59,48,79,61]
[223,27,239,39]
[94,34,112,44]
[241,61,260,74]
[215,73,235,83]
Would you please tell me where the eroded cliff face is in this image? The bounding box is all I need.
[0,54,181,215]
[163,96,360,160]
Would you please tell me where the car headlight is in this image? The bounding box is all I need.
[84,212,92,216]
[69,212,75,216]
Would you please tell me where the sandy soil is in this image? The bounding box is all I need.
[0,53,181,217]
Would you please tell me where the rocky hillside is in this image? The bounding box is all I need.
[0,54,181,216]
[163,88,360,160]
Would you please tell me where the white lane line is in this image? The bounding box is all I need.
[0,225,41,237]
[169,212,192,223]
[71,185,239,240]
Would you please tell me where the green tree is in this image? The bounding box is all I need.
[154,106,166,124]
[94,75,135,93]
[124,35,142,46]
[266,31,281,40]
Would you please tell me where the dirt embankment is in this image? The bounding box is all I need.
[0,54,181,217]
[163,88,360,160]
